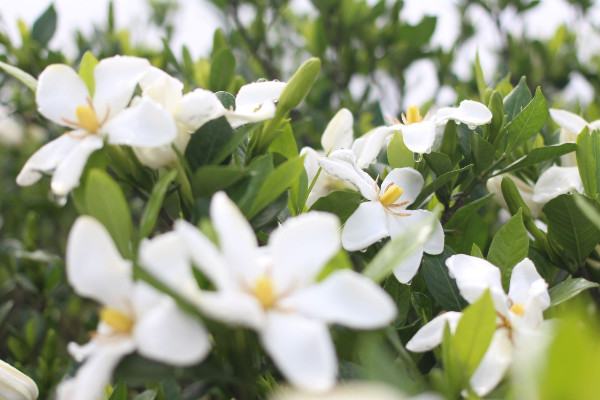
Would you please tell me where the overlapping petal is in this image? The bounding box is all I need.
[532,166,582,205]
[392,247,424,284]
[469,328,512,397]
[405,311,462,352]
[50,135,104,196]
[398,120,436,154]
[175,89,226,131]
[321,108,353,152]
[342,201,388,251]
[380,167,424,206]
[318,149,378,200]
[435,100,492,127]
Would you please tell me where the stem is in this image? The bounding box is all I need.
[174,160,194,212]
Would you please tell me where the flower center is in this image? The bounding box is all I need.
[380,184,403,206]
[509,302,525,316]
[100,307,134,333]
[75,105,100,133]
[253,276,276,309]
[402,105,423,125]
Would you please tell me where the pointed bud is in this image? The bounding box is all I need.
[277,58,321,113]
[501,176,532,221]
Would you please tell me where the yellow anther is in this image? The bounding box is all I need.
[253,276,276,309]
[402,105,423,125]
[75,105,100,133]
[380,185,403,206]
[100,307,134,333]
[510,303,525,316]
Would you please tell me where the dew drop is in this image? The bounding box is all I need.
[468,124,477,130]
[52,194,68,207]
[359,248,368,253]
[256,78,267,83]
[413,153,423,162]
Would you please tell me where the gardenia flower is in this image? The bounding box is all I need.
[16,56,177,196]
[56,216,210,400]
[406,255,551,397]
[270,382,444,400]
[0,359,38,400]
[141,192,396,392]
[318,149,444,283]
[486,173,542,218]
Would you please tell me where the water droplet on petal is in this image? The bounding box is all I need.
[360,248,368,253]
[413,153,423,162]
[256,78,267,83]
[468,124,477,130]
[52,194,68,207]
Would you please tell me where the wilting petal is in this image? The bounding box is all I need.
[318,149,378,200]
[175,88,226,131]
[549,108,589,135]
[469,328,512,397]
[351,126,393,169]
[532,166,582,205]
[393,247,424,284]
[508,258,550,311]
[321,108,353,152]
[446,255,508,314]
[103,97,176,147]
[279,270,396,329]
[261,312,336,392]
[66,216,133,309]
[50,135,104,196]
[92,55,149,120]
[134,298,210,366]
[399,120,436,154]
[0,359,38,400]
[405,311,462,352]
[271,212,341,289]
[435,100,492,127]
[342,201,388,251]
[380,168,424,206]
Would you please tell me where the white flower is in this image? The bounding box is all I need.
[318,149,444,283]
[406,255,551,397]
[224,80,287,128]
[0,359,38,400]
[0,105,25,147]
[16,56,177,196]
[486,173,542,218]
[270,382,444,400]
[57,216,210,400]
[141,192,396,392]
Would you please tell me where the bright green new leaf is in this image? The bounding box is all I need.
[132,390,158,400]
[505,87,549,153]
[210,48,236,91]
[388,131,414,169]
[317,249,352,281]
[108,382,128,400]
[269,123,299,160]
[549,278,600,307]
[576,127,600,199]
[486,90,505,144]
[138,170,178,240]
[471,244,484,258]
[0,61,37,92]
[78,51,98,97]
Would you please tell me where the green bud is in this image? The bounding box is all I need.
[487,90,504,144]
[482,88,493,107]
[500,177,532,221]
[277,57,321,113]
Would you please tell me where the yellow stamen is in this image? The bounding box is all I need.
[100,307,134,333]
[380,185,403,206]
[253,276,276,309]
[510,303,525,316]
[75,105,100,133]
[402,105,423,125]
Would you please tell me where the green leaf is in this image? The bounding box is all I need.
[108,382,128,400]
[85,169,133,258]
[549,278,600,307]
[250,192,288,230]
[471,243,484,258]
[576,127,600,199]
[505,87,549,152]
[132,389,158,400]
[474,52,487,100]
[32,4,57,47]
[234,154,273,213]
[424,152,452,176]
[192,166,247,197]
[487,209,529,289]
[422,246,467,311]
[440,120,457,159]
[269,123,299,160]
[78,51,98,97]
[410,164,473,208]
[486,91,505,144]
[0,61,37,92]
[317,249,352,281]
[452,290,496,379]
[388,131,414,169]
[363,208,440,283]
[184,117,234,171]
[310,190,364,224]
[495,143,577,175]
[543,193,600,267]
[503,76,532,123]
[470,132,495,174]
[383,277,410,327]
[0,301,14,327]
[210,48,236,91]
[215,91,235,109]
[211,125,253,165]
[138,170,177,240]
[247,155,305,219]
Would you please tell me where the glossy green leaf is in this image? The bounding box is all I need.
[388,131,414,169]
[310,190,364,223]
[549,278,600,307]
[184,117,234,171]
[269,123,298,160]
[495,143,577,175]
[470,132,495,173]
[210,48,236,91]
[422,246,467,311]
[505,87,549,152]
[424,152,452,176]
[576,127,600,199]
[215,91,235,110]
[486,91,505,144]
[108,382,128,400]
[411,164,473,208]
[503,76,532,123]
[192,166,247,197]
[138,170,177,240]
[32,4,57,47]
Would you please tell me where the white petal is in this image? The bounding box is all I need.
[50,135,104,196]
[210,192,262,286]
[435,100,492,127]
[532,166,583,205]
[66,216,133,309]
[469,328,512,397]
[271,212,341,290]
[342,201,389,251]
[424,218,445,254]
[351,126,393,169]
[487,173,542,219]
[226,81,286,128]
[134,298,210,366]
[0,359,39,400]
[279,270,396,329]
[318,149,378,200]
[380,168,424,206]
[133,128,190,169]
[405,311,462,352]
[261,312,336,392]
[138,231,202,302]
[92,55,149,120]
[174,220,233,291]
[393,247,424,284]
[16,134,81,187]
[446,255,508,314]
[386,210,443,255]
[139,67,183,113]
[175,88,226,131]
[301,148,352,207]
[508,258,549,310]
[321,108,353,152]
[549,108,589,135]
[195,291,265,330]
[399,120,436,154]
[36,64,90,128]
[103,97,177,147]
[589,119,600,131]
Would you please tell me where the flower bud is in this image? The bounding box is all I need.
[500,176,533,221]
[0,359,38,400]
[276,58,321,113]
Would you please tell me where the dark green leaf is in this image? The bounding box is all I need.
[383,277,410,327]
[215,91,235,109]
[505,87,549,152]
[210,48,236,91]
[549,278,600,307]
[132,389,158,400]
[184,117,234,171]
[138,170,178,239]
[108,382,128,400]
[32,4,57,47]
[424,152,452,176]
[192,166,246,197]
[249,192,288,230]
[310,190,364,223]
[503,76,531,123]
[422,246,467,311]
[495,143,577,175]
[411,165,473,208]
[470,132,495,173]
